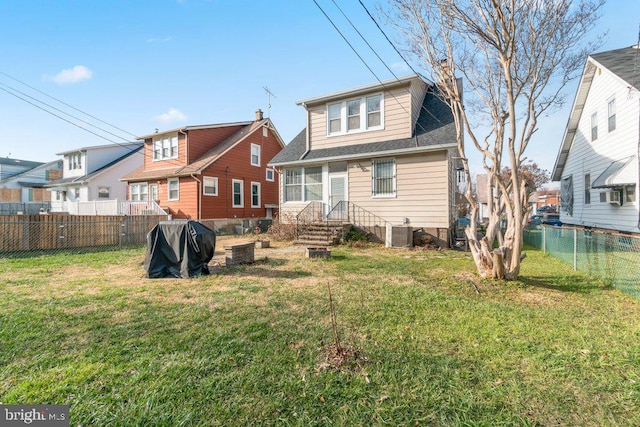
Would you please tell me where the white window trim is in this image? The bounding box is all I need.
[283,166,325,203]
[251,181,261,208]
[232,179,244,208]
[251,143,261,167]
[130,182,148,201]
[590,111,598,141]
[167,178,180,201]
[607,97,616,132]
[152,134,179,162]
[203,176,218,196]
[372,158,397,198]
[326,93,384,136]
[266,168,275,182]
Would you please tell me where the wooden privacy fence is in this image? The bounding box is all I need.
[0,215,168,255]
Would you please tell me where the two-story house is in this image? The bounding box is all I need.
[45,142,144,214]
[269,74,458,246]
[121,110,285,220]
[552,45,640,233]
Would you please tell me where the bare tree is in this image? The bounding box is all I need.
[386,0,604,279]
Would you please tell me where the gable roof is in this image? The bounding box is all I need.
[0,157,43,169]
[123,119,284,181]
[269,86,456,166]
[55,141,141,156]
[552,45,640,181]
[45,146,142,187]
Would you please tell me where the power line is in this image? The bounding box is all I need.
[0,71,139,139]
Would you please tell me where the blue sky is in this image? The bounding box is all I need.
[0,0,638,176]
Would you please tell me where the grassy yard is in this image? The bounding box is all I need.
[1,239,639,426]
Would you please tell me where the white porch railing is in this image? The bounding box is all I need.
[49,199,166,216]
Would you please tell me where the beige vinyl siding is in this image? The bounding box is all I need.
[560,65,640,232]
[307,85,414,150]
[348,152,450,227]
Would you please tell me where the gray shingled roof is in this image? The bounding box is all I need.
[0,157,43,168]
[591,46,640,91]
[270,87,456,166]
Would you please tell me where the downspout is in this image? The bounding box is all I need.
[301,102,311,159]
[191,173,202,220]
[225,167,230,219]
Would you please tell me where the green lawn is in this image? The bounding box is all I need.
[1,242,639,426]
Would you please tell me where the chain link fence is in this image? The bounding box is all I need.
[0,215,167,258]
[524,225,640,298]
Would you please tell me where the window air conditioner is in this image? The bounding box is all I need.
[606,190,621,205]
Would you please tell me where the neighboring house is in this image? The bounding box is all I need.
[268,74,458,245]
[552,45,640,233]
[45,142,147,214]
[0,159,62,203]
[121,110,285,220]
[528,189,560,213]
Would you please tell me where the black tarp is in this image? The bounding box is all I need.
[144,220,216,278]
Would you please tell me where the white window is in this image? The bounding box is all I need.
[327,93,384,136]
[130,183,148,201]
[150,184,159,201]
[328,103,342,134]
[168,178,179,201]
[98,187,110,199]
[251,143,261,166]
[347,99,361,131]
[68,153,82,170]
[372,158,396,197]
[367,95,381,128]
[266,168,275,182]
[608,98,616,132]
[251,182,261,208]
[232,179,244,207]
[283,166,323,203]
[591,112,598,141]
[304,167,323,201]
[153,135,179,161]
[203,176,218,196]
[284,169,302,202]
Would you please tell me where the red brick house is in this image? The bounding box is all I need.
[122,110,284,220]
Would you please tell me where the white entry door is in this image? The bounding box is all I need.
[329,174,347,220]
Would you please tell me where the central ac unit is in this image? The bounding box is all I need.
[606,190,621,205]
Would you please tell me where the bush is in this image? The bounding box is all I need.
[267,213,297,241]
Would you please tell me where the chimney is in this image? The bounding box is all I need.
[255,109,263,121]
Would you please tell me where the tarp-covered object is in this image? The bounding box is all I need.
[144,220,216,278]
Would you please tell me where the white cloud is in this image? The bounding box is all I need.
[155,108,187,123]
[45,65,93,85]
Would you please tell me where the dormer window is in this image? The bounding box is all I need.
[327,93,384,136]
[68,153,82,170]
[153,135,178,161]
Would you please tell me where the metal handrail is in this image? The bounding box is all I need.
[295,201,324,241]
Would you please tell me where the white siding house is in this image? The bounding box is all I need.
[45,142,162,214]
[552,46,640,233]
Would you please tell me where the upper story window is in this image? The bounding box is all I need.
[327,93,384,136]
[251,143,261,166]
[153,136,178,161]
[372,158,396,197]
[608,98,616,132]
[590,112,598,141]
[68,153,82,170]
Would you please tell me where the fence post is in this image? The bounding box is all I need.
[542,225,546,253]
[573,228,577,271]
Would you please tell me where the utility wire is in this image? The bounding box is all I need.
[0,81,133,144]
[0,71,139,139]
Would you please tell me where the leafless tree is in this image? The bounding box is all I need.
[385,0,604,279]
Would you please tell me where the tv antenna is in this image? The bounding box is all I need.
[263,86,276,117]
